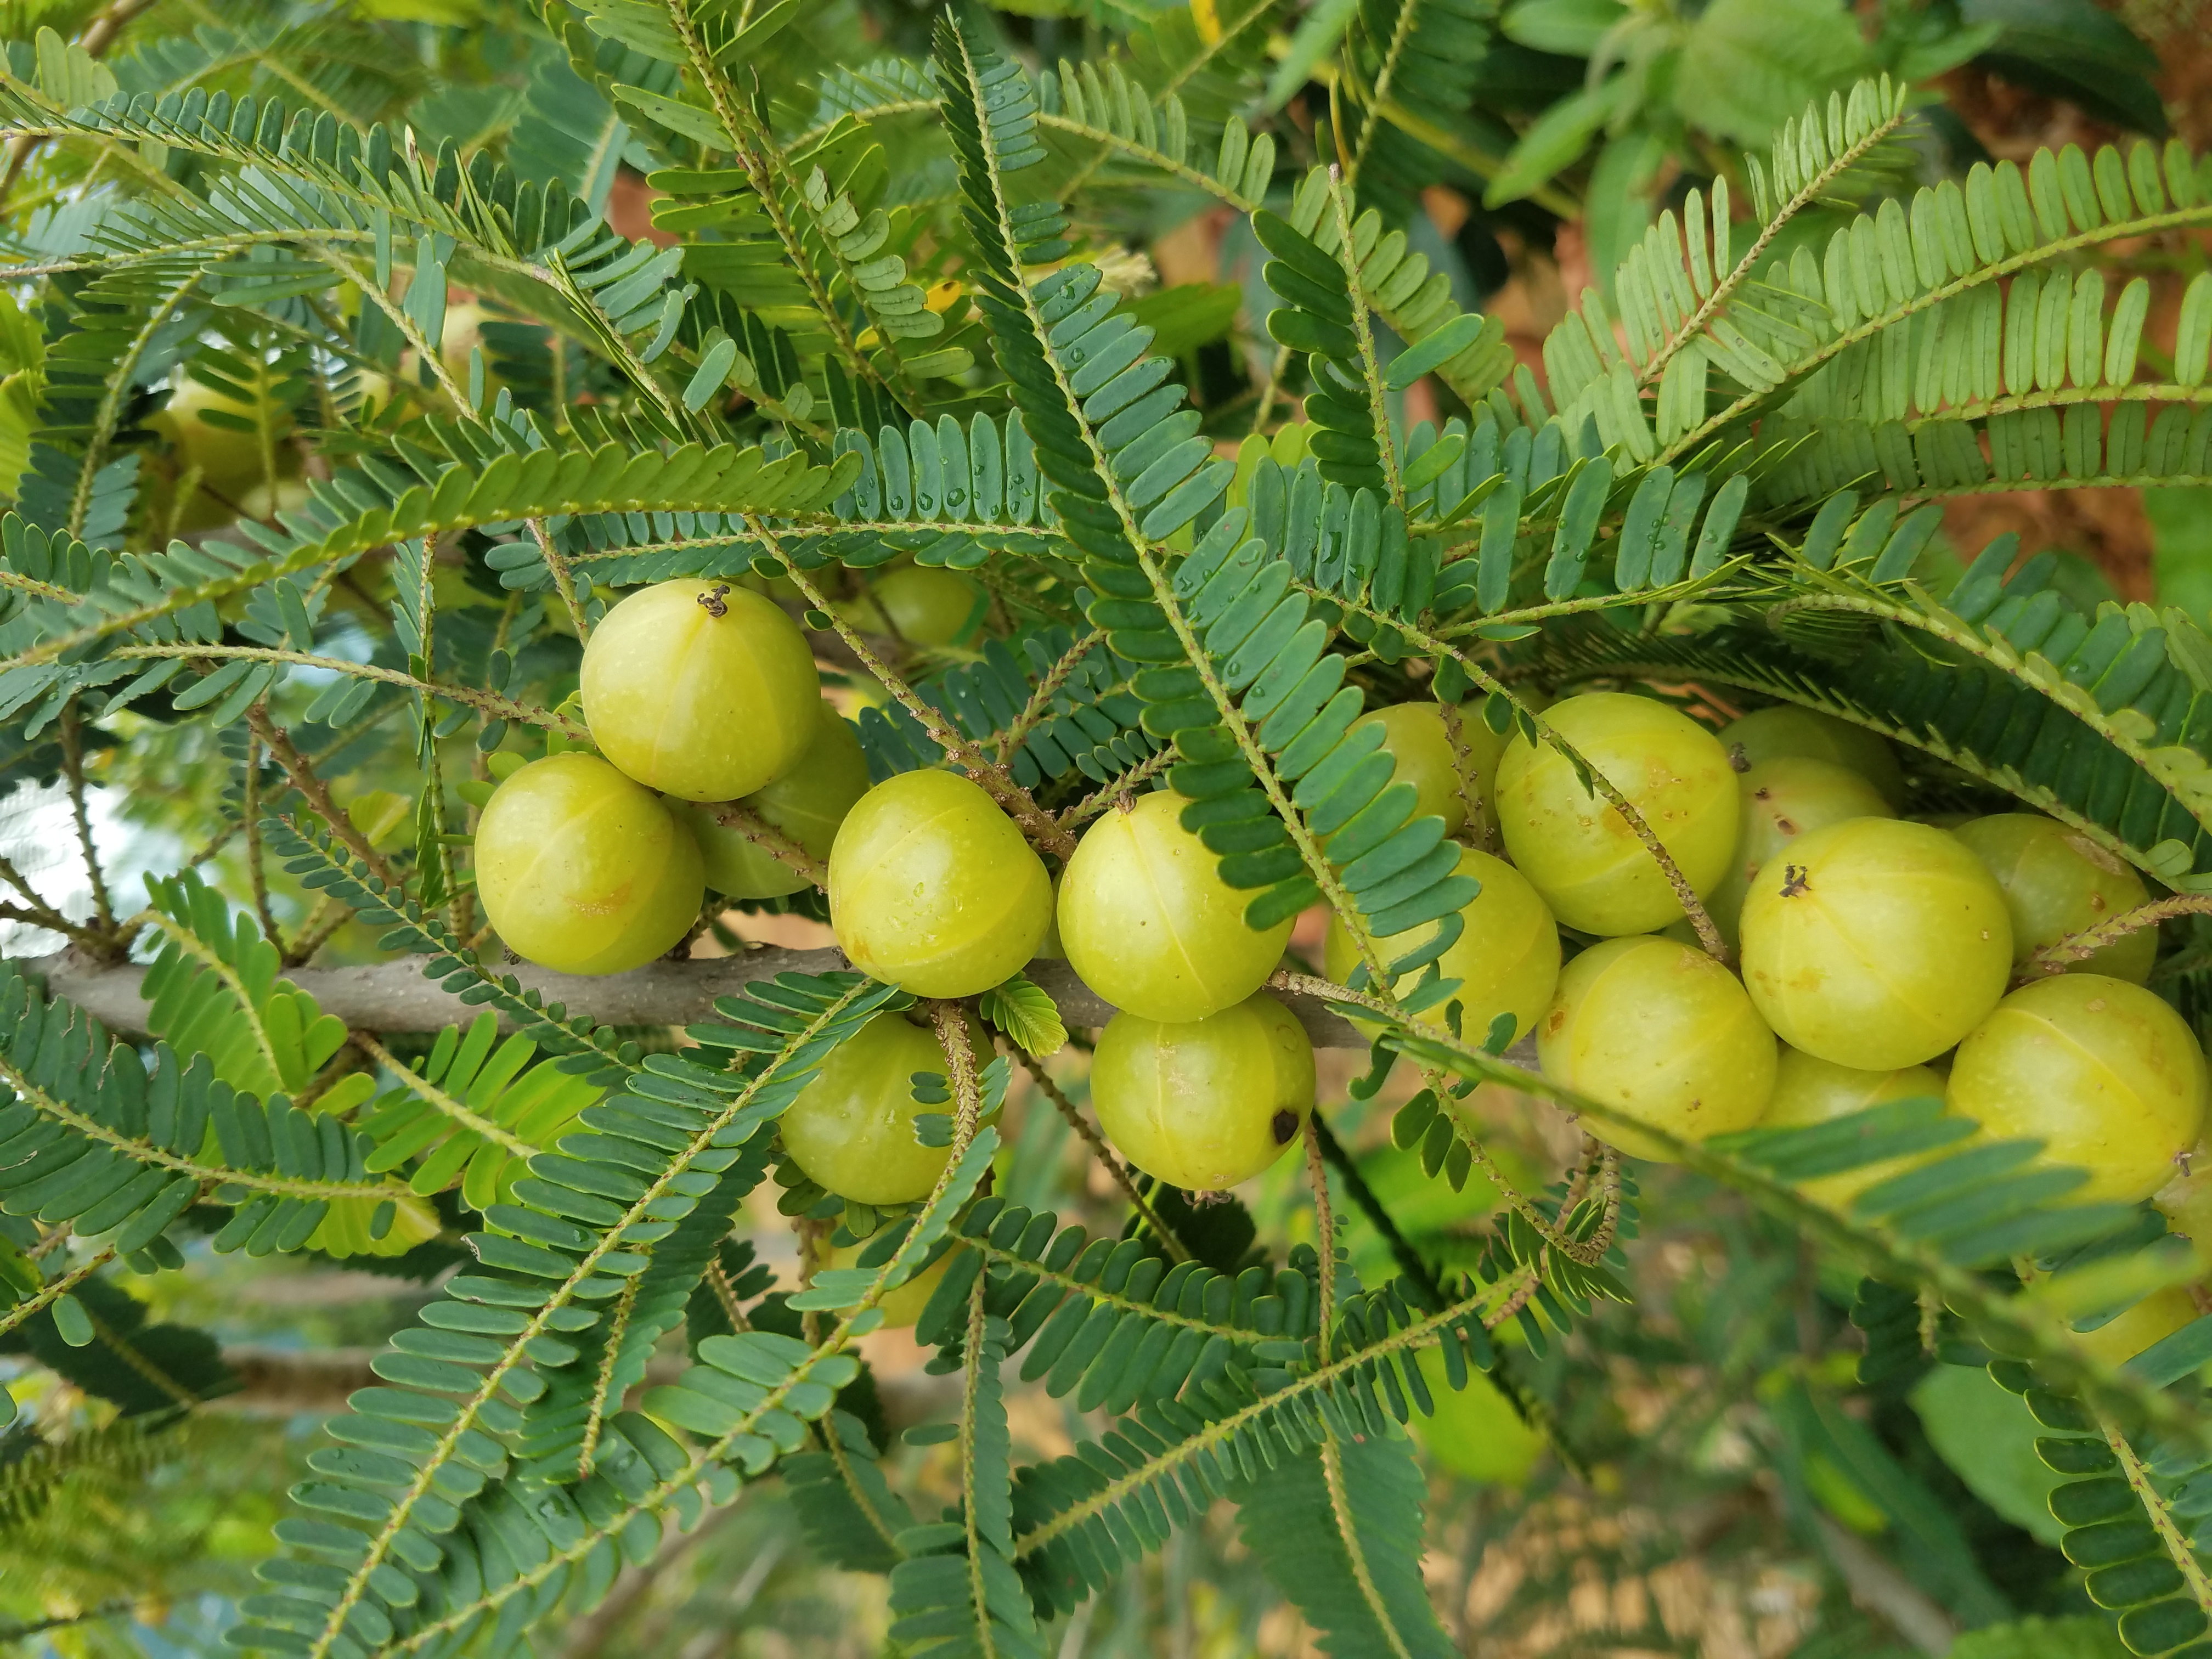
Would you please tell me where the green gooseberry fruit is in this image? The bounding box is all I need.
[1323,847,1560,1047]
[1702,757,1894,951]
[1952,814,2157,984]
[1949,974,2208,1205]
[1410,1350,1543,1485]
[473,753,704,975]
[1739,818,2012,1070]
[1717,704,1907,808]
[1353,703,1469,836]
[870,566,983,646]
[1538,934,1777,1162]
[829,769,1053,997]
[676,702,870,899]
[780,1011,989,1205]
[154,374,287,493]
[1058,790,1291,1022]
[1091,991,1315,1191]
[2072,1286,2200,1368]
[1494,691,1738,936]
[1759,1047,1946,1211]
[580,578,821,802]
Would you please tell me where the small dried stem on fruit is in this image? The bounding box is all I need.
[1017,1049,1191,1263]
[2022,893,2212,979]
[762,528,1077,859]
[708,802,827,887]
[697,583,732,619]
[1778,864,1811,898]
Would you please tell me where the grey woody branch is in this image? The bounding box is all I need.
[20,947,1367,1048]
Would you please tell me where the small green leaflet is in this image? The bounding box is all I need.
[979,972,1066,1056]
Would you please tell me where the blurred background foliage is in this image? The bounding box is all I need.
[5,0,2212,1652]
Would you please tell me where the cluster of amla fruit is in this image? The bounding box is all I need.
[471,578,1312,1220]
[473,582,2208,1273]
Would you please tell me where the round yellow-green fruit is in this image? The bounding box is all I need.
[1759,1048,1946,1211]
[580,579,821,802]
[1091,992,1315,1191]
[1538,935,1777,1161]
[1702,758,1893,951]
[473,753,704,975]
[1739,819,2012,1070]
[871,566,982,646]
[1411,1349,1543,1486]
[1495,692,1738,936]
[1058,790,1291,1022]
[1324,848,1559,1047]
[1953,814,2157,984]
[154,374,285,494]
[1718,704,1906,807]
[677,702,870,899]
[829,769,1053,997]
[1949,974,2208,1205]
[1353,703,1469,836]
[2073,1286,2200,1368]
[780,1012,989,1205]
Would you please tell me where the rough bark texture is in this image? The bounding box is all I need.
[19,948,1368,1048]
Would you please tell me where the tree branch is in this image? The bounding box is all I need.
[21,946,1368,1046]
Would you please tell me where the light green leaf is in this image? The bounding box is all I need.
[1674,0,1869,148]
[1266,0,1362,110]
[1500,0,1627,57]
[1484,78,1622,209]
[612,84,733,149]
[1909,1363,2064,1546]
[979,973,1066,1057]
